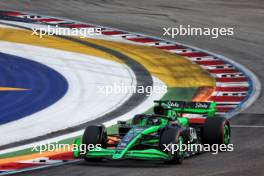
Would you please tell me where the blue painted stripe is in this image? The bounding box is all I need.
[0,52,68,124]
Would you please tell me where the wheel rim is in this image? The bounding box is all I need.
[223,124,230,144]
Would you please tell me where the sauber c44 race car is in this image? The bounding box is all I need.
[73,101,231,164]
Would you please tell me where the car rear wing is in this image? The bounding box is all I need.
[154,100,216,117]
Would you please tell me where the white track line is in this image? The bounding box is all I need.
[231,125,264,128]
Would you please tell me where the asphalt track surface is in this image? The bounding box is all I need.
[0,0,264,175]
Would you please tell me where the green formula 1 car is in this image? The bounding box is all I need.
[73,100,231,164]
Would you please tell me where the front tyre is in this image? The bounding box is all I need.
[82,125,106,162]
[160,127,185,164]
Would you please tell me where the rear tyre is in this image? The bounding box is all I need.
[203,117,230,145]
[82,125,106,162]
[160,127,185,164]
